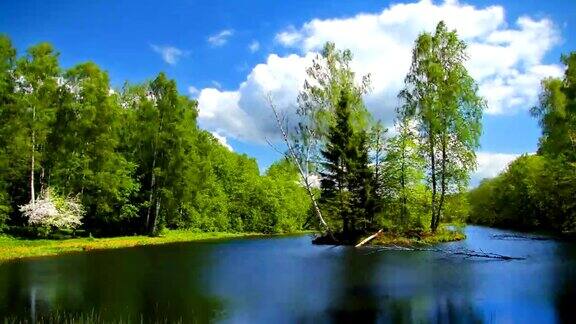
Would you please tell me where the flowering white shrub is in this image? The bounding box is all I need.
[19,187,84,231]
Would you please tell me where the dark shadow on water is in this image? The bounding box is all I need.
[0,243,227,322]
[0,226,575,323]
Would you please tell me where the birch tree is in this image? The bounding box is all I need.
[399,21,484,232]
[15,43,60,206]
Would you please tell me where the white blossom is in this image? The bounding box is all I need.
[19,188,84,230]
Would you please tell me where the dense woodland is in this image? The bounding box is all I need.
[0,35,310,237]
[468,53,576,234]
[1,21,572,241]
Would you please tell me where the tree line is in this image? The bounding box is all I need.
[0,35,310,237]
[468,53,576,234]
[1,22,492,241]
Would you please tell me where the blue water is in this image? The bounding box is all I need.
[0,226,574,323]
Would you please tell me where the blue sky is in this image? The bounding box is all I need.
[1,0,575,184]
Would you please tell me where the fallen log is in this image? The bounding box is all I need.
[355,229,383,247]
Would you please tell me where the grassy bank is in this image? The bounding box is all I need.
[0,230,307,262]
[372,225,466,246]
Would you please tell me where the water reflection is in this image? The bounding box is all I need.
[0,227,575,323]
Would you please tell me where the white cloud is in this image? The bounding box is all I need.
[249,40,260,53]
[211,132,233,151]
[150,45,187,65]
[198,53,315,142]
[198,0,563,143]
[208,29,234,46]
[275,27,303,46]
[472,151,526,183]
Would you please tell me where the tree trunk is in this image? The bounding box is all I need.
[429,132,438,232]
[30,107,35,205]
[151,198,161,235]
[355,229,383,247]
[267,96,333,236]
[400,135,407,225]
[436,136,448,231]
[145,150,157,233]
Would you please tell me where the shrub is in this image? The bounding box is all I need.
[19,187,85,236]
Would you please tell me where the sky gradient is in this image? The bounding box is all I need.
[2,0,575,185]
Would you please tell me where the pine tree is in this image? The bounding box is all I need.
[320,89,374,239]
[320,92,354,236]
[348,130,374,232]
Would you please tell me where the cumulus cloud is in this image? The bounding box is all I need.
[150,45,187,65]
[275,27,303,46]
[198,53,315,142]
[472,151,527,184]
[249,40,260,53]
[211,132,233,151]
[198,0,563,143]
[208,29,234,46]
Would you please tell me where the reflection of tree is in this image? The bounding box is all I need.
[554,245,576,323]
[324,248,381,323]
[0,243,226,322]
[300,248,484,323]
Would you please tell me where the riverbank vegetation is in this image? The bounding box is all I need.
[0,230,295,262]
[468,53,576,235]
[1,22,483,248]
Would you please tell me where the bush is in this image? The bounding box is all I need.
[19,187,85,236]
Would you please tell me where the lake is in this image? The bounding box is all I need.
[0,226,575,323]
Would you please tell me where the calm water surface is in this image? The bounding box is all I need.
[0,226,575,323]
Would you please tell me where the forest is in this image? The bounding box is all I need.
[468,53,576,234]
[0,35,310,237]
[0,21,573,244]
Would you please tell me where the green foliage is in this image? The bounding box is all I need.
[531,52,576,161]
[47,62,138,230]
[469,52,576,234]
[0,36,309,237]
[399,21,484,231]
[468,155,576,232]
[319,90,375,236]
[0,35,17,230]
[380,117,426,229]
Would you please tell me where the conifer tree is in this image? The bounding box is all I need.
[320,89,374,238]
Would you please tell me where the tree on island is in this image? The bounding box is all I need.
[319,88,374,240]
[399,21,484,232]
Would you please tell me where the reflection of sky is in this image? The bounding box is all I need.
[0,227,575,323]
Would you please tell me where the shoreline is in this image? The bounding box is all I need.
[0,230,313,263]
[313,225,467,247]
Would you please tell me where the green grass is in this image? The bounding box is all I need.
[372,225,466,246]
[0,230,309,262]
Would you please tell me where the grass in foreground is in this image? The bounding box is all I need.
[0,230,299,262]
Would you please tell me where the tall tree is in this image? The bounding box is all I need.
[399,21,484,231]
[368,121,387,218]
[47,62,138,232]
[320,89,373,238]
[531,52,576,162]
[124,73,197,235]
[295,42,373,236]
[0,35,17,229]
[383,116,425,228]
[13,43,60,208]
